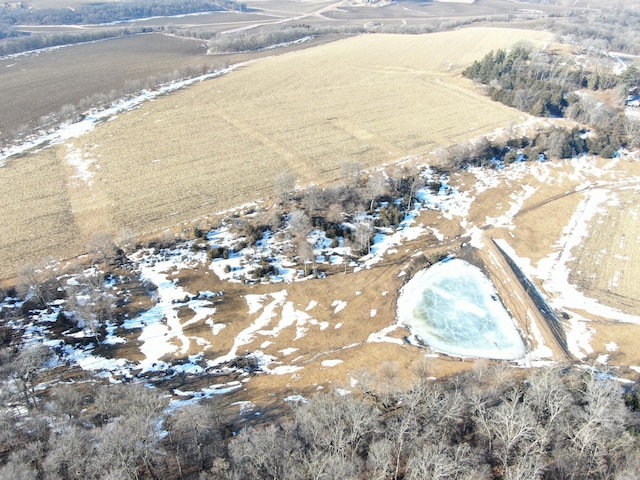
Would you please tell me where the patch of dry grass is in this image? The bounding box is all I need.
[0,148,84,275]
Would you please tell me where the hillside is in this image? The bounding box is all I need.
[0,28,550,279]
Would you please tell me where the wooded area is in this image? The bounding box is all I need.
[1,351,639,479]
[0,0,245,55]
[463,45,640,159]
[0,0,244,25]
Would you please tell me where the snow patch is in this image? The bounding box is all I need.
[605,342,619,352]
[321,359,343,367]
[331,300,347,314]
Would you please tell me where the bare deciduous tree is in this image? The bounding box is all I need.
[87,231,117,265]
[65,272,115,341]
[623,118,640,149]
[0,455,39,480]
[302,185,324,213]
[16,263,48,306]
[227,423,300,479]
[362,172,388,211]
[513,88,538,112]
[117,228,137,254]
[276,171,296,202]
[295,237,315,277]
[326,202,343,224]
[42,424,95,480]
[92,385,168,480]
[524,366,572,430]
[288,209,312,238]
[169,403,223,472]
[49,383,85,421]
[486,390,543,479]
[405,442,479,480]
[7,344,52,410]
[293,392,377,460]
[341,161,363,187]
[366,439,394,480]
[560,368,633,480]
[354,219,373,255]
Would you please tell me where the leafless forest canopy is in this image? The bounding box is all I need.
[1,352,639,479]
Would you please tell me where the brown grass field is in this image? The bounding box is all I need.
[153,154,640,406]
[0,27,550,279]
[0,32,343,138]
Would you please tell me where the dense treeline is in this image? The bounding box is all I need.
[0,0,246,56]
[206,27,316,54]
[463,46,637,116]
[0,27,151,56]
[1,347,639,479]
[546,8,640,56]
[463,46,640,158]
[0,13,483,57]
[0,23,21,40]
[437,128,591,169]
[0,0,244,26]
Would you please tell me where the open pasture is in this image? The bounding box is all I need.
[0,28,551,279]
[17,144,639,404]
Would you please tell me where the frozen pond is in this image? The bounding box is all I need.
[397,258,525,360]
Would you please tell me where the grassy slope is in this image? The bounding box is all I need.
[0,27,551,279]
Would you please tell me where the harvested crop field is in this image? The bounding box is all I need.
[557,181,640,316]
[0,28,551,279]
[0,34,212,135]
[0,32,343,138]
[454,155,640,366]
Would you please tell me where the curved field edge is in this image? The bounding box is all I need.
[0,27,551,279]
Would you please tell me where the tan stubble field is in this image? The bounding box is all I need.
[0,27,551,279]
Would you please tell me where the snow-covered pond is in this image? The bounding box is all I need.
[397,258,525,360]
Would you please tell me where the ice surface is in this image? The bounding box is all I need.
[397,258,525,360]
